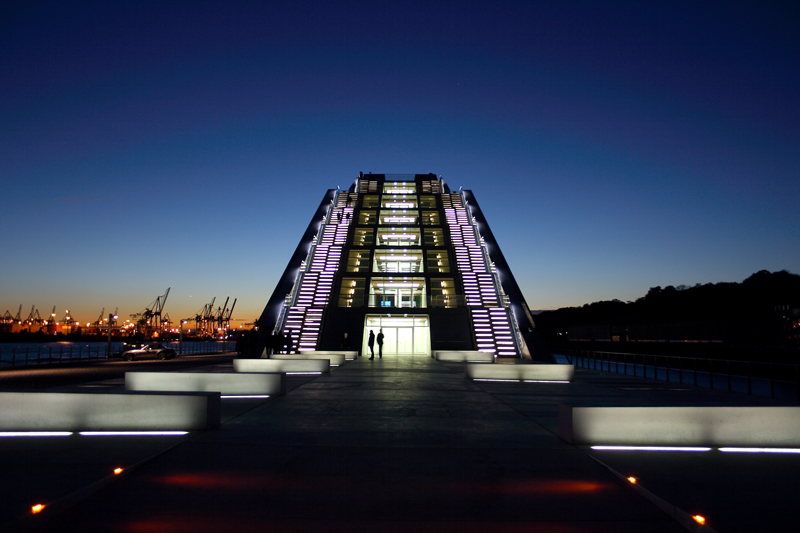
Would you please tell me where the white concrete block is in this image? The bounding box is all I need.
[270,353,346,365]
[467,364,574,381]
[299,350,358,361]
[0,392,220,431]
[125,372,286,396]
[435,350,495,362]
[234,358,330,373]
[560,405,800,447]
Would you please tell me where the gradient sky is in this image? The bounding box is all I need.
[2,0,798,325]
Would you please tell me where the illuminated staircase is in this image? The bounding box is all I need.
[443,193,521,357]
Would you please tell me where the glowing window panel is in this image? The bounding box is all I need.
[374,282,422,288]
[382,217,416,223]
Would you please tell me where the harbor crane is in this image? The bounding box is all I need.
[193,297,216,336]
[215,297,237,333]
[45,306,57,333]
[94,308,105,329]
[25,306,43,329]
[130,288,170,337]
[1,306,16,323]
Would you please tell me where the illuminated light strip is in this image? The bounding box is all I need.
[591,446,712,452]
[221,395,271,399]
[79,431,189,436]
[382,217,416,223]
[719,448,800,454]
[286,372,323,375]
[522,380,571,383]
[0,432,72,437]
[374,282,421,288]
[472,378,517,382]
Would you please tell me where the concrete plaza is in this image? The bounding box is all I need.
[2,353,799,532]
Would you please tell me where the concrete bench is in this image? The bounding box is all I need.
[434,350,495,362]
[234,358,330,374]
[560,405,800,447]
[299,350,358,361]
[0,391,219,431]
[125,372,285,396]
[467,363,574,381]
[270,353,346,366]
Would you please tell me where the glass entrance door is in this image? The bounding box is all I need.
[364,315,429,356]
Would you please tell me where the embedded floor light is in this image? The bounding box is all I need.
[0,432,72,438]
[627,477,637,484]
[31,504,45,514]
[114,468,123,475]
[719,447,800,454]
[591,446,712,452]
[693,515,706,525]
[79,431,188,436]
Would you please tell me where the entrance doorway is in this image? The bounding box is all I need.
[363,315,430,356]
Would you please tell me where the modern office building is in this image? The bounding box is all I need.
[257,173,551,361]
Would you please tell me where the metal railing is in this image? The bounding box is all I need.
[560,349,800,402]
[0,341,236,369]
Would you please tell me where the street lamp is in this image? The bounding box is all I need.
[107,313,118,358]
[180,320,187,354]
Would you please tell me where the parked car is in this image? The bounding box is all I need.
[122,343,177,361]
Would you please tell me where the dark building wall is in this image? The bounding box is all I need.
[255,189,336,353]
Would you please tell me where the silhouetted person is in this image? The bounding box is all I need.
[235,334,244,357]
[368,329,375,359]
[376,329,384,358]
[340,332,351,352]
[248,329,259,358]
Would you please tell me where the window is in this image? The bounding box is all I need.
[419,195,436,209]
[376,227,421,246]
[382,197,417,209]
[423,227,444,246]
[421,211,440,225]
[429,278,456,307]
[362,195,379,208]
[380,209,419,225]
[383,182,416,195]
[369,277,426,308]
[374,249,423,273]
[338,278,366,307]
[425,250,450,273]
[353,228,374,247]
[357,211,377,225]
[346,250,370,272]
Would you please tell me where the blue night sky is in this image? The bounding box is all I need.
[2,1,798,325]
